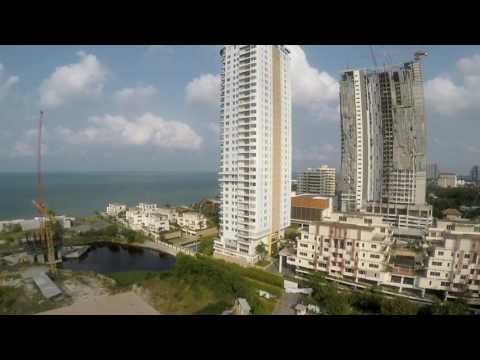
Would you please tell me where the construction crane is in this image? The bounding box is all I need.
[32,110,58,276]
[414,50,428,61]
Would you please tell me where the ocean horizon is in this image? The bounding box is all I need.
[0,171,218,220]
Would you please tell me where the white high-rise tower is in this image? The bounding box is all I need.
[214,45,292,264]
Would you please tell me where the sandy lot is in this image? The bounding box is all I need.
[38,291,159,315]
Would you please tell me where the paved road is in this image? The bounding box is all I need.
[272,293,300,315]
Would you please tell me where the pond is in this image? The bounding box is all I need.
[61,242,176,274]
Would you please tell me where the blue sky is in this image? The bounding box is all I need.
[0,45,479,174]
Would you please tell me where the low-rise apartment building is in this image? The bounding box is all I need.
[418,220,480,298]
[287,212,394,285]
[364,202,433,231]
[137,203,158,212]
[155,207,178,223]
[125,208,170,235]
[177,211,207,235]
[106,203,127,217]
[142,213,170,238]
[284,209,480,302]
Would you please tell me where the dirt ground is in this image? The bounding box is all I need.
[38,291,159,315]
[60,272,112,303]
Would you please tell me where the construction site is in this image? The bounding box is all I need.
[0,111,162,315]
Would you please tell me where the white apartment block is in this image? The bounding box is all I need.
[106,203,127,217]
[125,209,144,231]
[177,211,207,235]
[143,213,170,238]
[418,220,480,297]
[298,166,336,197]
[137,203,158,212]
[437,173,457,188]
[126,208,169,234]
[155,207,178,223]
[284,212,480,301]
[287,213,393,284]
[214,45,292,264]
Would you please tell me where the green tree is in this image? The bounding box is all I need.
[255,243,267,260]
[325,296,353,315]
[350,287,383,314]
[104,224,118,238]
[380,297,418,315]
[198,237,214,256]
[285,226,300,241]
[430,300,471,315]
[11,224,22,233]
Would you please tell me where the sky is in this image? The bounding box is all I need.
[0,45,479,175]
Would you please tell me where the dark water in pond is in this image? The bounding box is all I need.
[61,242,176,274]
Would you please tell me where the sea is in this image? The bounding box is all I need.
[0,171,218,220]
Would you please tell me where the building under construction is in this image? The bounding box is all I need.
[339,53,432,229]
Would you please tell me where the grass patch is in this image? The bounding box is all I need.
[102,254,284,315]
[255,260,271,267]
[108,271,158,287]
[0,285,65,315]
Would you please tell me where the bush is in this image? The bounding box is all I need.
[380,297,418,315]
[170,254,282,314]
[0,287,20,313]
[429,300,471,315]
[350,288,383,314]
[109,271,158,287]
[198,237,214,256]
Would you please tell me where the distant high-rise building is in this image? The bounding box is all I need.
[214,45,292,264]
[471,165,479,184]
[437,173,457,188]
[427,163,439,180]
[298,166,336,197]
[340,56,428,211]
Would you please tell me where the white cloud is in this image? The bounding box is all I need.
[57,113,202,150]
[467,145,480,153]
[186,73,220,108]
[457,54,480,75]
[113,85,158,105]
[0,64,19,100]
[424,76,468,115]
[186,46,339,121]
[425,53,480,116]
[39,51,107,109]
[286,45,339,120]
[12,128,47,157]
